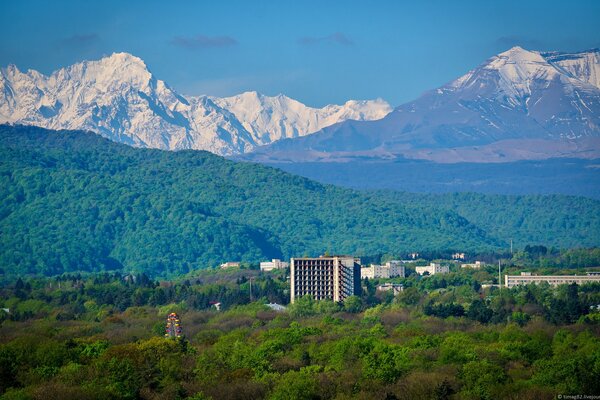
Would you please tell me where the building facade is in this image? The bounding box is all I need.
[290,256,361,303]
[461,261,485,269]
[376,283,404,295]
[260,259,290,272]
[415,262,450,275]
[504,272,600,288]
[361,261,405,279]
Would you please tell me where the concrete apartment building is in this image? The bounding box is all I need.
[361,261,405,279]
[504,272,600,288]
[461,261,486,269]
[415,262,450,275]
[290,255,361,303]
[260,259,289,272]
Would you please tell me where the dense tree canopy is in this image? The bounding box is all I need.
[1,125,599,278]
[1,267,599,399]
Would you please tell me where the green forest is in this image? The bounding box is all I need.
[1,264,599,400]
[1,125,599,278]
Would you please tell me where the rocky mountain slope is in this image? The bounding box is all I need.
[246,47,600,163]
[0,53,391,155]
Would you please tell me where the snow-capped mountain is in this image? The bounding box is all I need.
[544,49,600,90]
[212,91,390,146]
[246,47,600,163]
[0,53,391,155]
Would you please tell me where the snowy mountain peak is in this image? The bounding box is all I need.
[544,48,600,90]
[246,46,600,164]
[2,64,21,77]
[497,46,542,60]
[0,53,391,155]
[104,52,147,65]
[448,46,571,103]
[55,52,154,89]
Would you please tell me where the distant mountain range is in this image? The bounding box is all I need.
[246,47,600,163]
[0,53,391,155]
[2,47,599,163]
[2,46,600,194]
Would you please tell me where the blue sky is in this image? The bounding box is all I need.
[1,0,599,107]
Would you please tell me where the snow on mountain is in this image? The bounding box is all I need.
[211,91,390,146]
[0,53,391,155]
[544,49,600,90]
[246,47,600,163]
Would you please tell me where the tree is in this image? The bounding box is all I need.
[459,360,506,399]
[466,299,493,323]
[343,296,363,313]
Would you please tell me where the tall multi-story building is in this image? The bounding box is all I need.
[290,255,361,303]
[260,259,289,272]
[361,261,405,279]
[415,262,450,275]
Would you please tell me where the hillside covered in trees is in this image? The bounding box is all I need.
[1,125,599,278]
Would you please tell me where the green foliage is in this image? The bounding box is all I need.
[532,330,600,394]
[424,303,465,318]
[362,341,410,383]
[459,360,507,399]
[0,271,599,399]
[343,296,363,313]
[288,296,317,318]
[467,299,493,323]
[1,125,599,278]
[269,367,320,400]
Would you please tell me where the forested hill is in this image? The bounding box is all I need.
[1,125,599,277]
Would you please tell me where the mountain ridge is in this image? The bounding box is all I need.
[246,46,600,163]
[2,124,599,277]
[0,52,391,155]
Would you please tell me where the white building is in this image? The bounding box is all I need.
[260,259,289,272]
[361,261,405,279]
[461,261,485,269]
[219,262,240,269]
[504,272,600,288]
[415,262,449,276]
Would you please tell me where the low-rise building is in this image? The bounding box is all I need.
[361,261,405,279]
[260,259,289,272]
[415,262,449,275]
[461,261,485,269]
[452,253,466,260]
[220,262,240,269]
[376,283,404,295]
[504,272,600,288]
